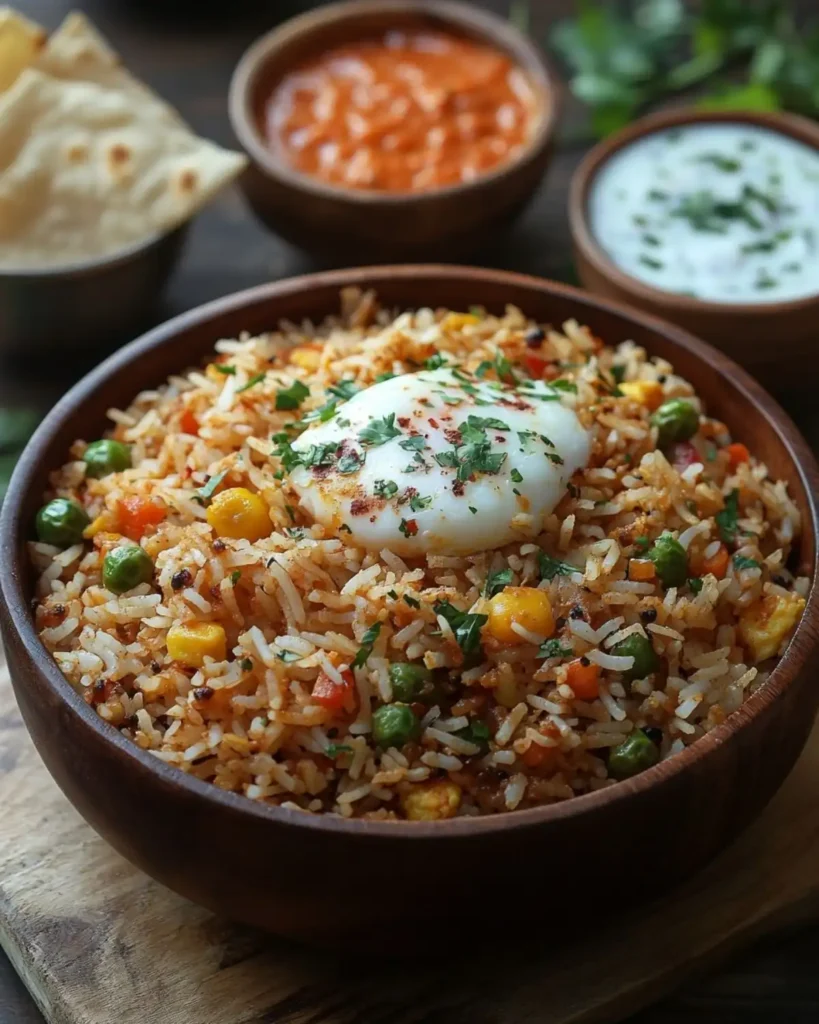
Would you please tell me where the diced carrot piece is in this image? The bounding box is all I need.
[312,669,357,714]
[117,496,166,541]
[629,559,657,582]
[522,740,558,769]
[566,657,601,700]
[180,408,199,435]
[523,353,549,379]
[725,443,750,469]
[702,543,730,579]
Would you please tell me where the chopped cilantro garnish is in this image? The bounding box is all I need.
[733,554,761,571]
[359,413,401,447]
[375,372,396,383]
[483,568,513,598]
[230,570,241,585]
[475,360,492,379]
[284,504,296,522]
[337,450,365,474]
[352,621,381,668]
[193,468,228,505]
[236,373,266,393]
[688,577,704,595]
[214,364,236,375]
[409,494,432,512]
[388,589,398,600]
[639,255,665,270]
[611,364,626,384]
[302,442,338,469]
[494,351,517,383]
[468,305,484,318]
[424,352,448,370]
[403,594,421,609]
[399,435,426,452]
[275,380,310,411]
[467,414,510,432]
[538,551,577,581]
[634,536,651,551]
[276,650,302,663]
[716,489,739,545]
[468,506,478,514]
[550,378,578,394]
[538,638,573,660]
[433,600,488,656]
[240,658,253,671]
[511,468,523,483]
[325,743,353,759]
[328,380,360,401]
[374,479,399,499]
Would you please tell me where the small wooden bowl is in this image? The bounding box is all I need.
[569,108,819,395]
[1,266,818,945]
[0,226,188,355]
[228,0,561,263]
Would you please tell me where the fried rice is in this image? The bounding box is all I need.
[31,288,809,820]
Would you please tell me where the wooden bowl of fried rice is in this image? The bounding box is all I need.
[1,266,817,944]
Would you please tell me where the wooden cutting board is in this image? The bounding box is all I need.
[2,647,819,1024]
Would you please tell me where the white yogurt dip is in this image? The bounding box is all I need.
[588,122,819,304]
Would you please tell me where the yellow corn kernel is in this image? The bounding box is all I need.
[486,586,554,645]
[402,781,462,821]
[83,511,117,539]
[167,622,227,667]
[739,592,806,663]
[206,487,269,541]
[289,346,322,372]
[620,380,664,411]
[442,312,480,332]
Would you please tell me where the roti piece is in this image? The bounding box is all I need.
[0,12,247,270]
[0,7,46,93]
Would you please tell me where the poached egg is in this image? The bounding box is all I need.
[287,368,590,556]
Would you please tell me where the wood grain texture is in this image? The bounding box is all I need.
[3,641,819,1024]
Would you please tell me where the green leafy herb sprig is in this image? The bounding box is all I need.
[548,0,819,138]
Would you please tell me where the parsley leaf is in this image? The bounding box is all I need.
[433,600,488,656]
[733,554,761,571]
[398,518,418,538]
[716,488,740,544]
[374,479,399,499]
[352,621,381,668]
[359,414,401,447]
[230,570,242,585]
[236,373,266,393]
[194,468,228,505]
[271,434,303,474]
[424,352,448,370]
[275,380,310,411]
[611,364,626,384]
[538,551,578,581]
[634,536,651,551]
[550,378,578,394]
[214,364,236,375]
[403,594,421,609]
[538,638,573,660]
[328,380,360,401]
[483,568,513,598]
[409,494,433,512]
[325,743,354,758]
[511,468,523,483]
[241,658,254,671]
[399,435,427,452]
[375,372,396,383]
[688,576,704,595]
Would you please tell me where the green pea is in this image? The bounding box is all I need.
[650,399,699,447]
[35,498,90,548]
[372,703,420,748]
[83,439,132,478]
[611,632,659,680]
[647,532,688,588]
[102,544,154,595]
[608,729,660,779]
[455,719,491,753]
[389,662,432,703]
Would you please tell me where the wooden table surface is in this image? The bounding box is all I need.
[2,1,818,1021]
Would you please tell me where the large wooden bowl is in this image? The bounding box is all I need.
[228,0,561,262]
[1,267,817,945]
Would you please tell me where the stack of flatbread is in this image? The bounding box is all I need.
[0,8,247,270]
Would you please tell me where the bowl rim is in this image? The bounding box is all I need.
[2,264,818,840]
[227,0,561,205]
[569,106,819,316]
[0,224,186,281]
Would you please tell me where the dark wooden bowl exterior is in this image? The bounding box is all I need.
[0,226,188,355]
[569,108,819,396]
[1,266,818,944]
[228,0,560,263]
